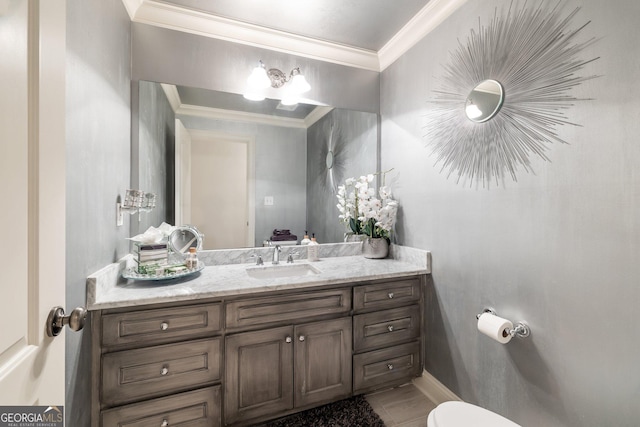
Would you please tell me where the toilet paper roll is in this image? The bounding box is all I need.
[477,313,513,344]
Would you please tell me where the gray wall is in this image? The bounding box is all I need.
[136,80,176,234]
[307,109,378,243]
[177,115,307,246]
[65,0,131,426]
[381,0,639,426]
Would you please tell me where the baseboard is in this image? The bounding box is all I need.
[412,370,461,405]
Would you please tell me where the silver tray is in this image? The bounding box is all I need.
[122,263,205,281]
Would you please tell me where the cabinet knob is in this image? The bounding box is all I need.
[387,364,394,370]
[161,419,169,427]
[299,335,305,342]
[160,366,169,376]
[285,336,292,343]
[388,292,394,299]
[387,325,394,332]
[160,322,169,331]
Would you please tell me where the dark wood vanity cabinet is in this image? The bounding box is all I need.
[224,317,352,424]
[91,302,224,426]
[91,275,424,426]
[352,278,423,393]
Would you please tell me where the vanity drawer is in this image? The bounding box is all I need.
[102,303,221,347]
[102,338,221,407]
[101,386,221,427]
[354,305,420,351]
[353,278,421,312]
[225,288,351,329]
[353,341,421,393]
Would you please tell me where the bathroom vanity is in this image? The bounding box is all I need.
[87,244,429,426]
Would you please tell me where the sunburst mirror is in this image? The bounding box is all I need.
[423,1,600,187]
[320,122,348,193]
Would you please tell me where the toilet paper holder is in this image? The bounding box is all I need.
[476,308,530,338]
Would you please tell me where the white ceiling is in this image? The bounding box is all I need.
[158,0,430,52]
[122,0,467,71]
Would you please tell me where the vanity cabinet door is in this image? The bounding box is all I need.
[294,317,352,408]
[225,326,294,425]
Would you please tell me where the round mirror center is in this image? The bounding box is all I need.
[326,151,334,169]
[465,79,504,123]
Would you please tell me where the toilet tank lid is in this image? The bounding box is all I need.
[432,401,521,427]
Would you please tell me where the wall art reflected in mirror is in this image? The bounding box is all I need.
[423,1,600,187]
[133,81,378,249]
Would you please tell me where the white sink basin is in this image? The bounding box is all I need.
[246,263,321,279]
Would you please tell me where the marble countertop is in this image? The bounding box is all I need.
[86,243,431,311]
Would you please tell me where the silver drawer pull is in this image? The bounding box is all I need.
[299,335,305,342]
[160,322,169,331]
[285,336,292,343]
[387,325,394,332]
[387,364,394,370]
[161,419,169,427]
[160,366,169,376]
[388,292,394,299]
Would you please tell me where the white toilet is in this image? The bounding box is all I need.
[427,401,521,427]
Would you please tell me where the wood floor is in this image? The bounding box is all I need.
[366,383,437,427]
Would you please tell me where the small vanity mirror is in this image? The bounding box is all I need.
[326,150,334,169]
[465,79,504,123]
[168,225,203,254]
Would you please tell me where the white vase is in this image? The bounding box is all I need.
[362,237,389,259]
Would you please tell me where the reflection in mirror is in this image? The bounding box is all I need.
[168,225,203,254]
[326,151,334,169]
[465,79,504,123]
[135,81,378,249]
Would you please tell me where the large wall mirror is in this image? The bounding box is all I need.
[133,81,378,250]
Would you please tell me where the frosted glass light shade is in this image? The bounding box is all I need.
[247,65,271,90]
[289,73,310,94]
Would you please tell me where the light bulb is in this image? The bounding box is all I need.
[465,102,483,119]
[243,90,265,101]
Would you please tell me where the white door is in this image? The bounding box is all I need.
[0,0,66,408]
[189,131,255,249]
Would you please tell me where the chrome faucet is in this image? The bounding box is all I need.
[272,245,282,265]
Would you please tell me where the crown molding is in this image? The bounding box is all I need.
[130,0,380,71]
[161,84,329,129]
[304,106,334,128]
[176,104,309,129]
[378,0,468,71]
[121,0,144,20]
[124,0,465,72]
[160,83,181,112]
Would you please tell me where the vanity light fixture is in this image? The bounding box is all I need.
[116,189,157,226]
[464,100,483,120]
[243,60,311,105]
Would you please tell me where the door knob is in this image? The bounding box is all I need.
[46,306,87,337]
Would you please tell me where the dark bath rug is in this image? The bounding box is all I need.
[258,395,386,427]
